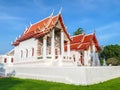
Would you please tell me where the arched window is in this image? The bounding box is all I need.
[32,48,34,56]
[4,58,7,63]
[11,58,13,63]
[26,49,28,58]
[21,50,23,58]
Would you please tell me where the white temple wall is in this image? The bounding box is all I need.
[4,66,120,85]
[14,38,38,63]
[67,50,80,62]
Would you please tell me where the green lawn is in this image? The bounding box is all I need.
[0,77,120,90]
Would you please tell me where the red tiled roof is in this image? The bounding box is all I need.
[25,17,50,34]
[70,43,80,50]
[64,43,80,51]
[77,42,91,50]
[66,33,101,51]
[82,34,93,43]
[71,34,84,43]
[13,13,71,46]
[64,42,91,51]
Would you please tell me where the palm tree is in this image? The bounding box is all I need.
[73,28,85,35]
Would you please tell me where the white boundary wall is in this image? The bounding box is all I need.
[4,66,120,85]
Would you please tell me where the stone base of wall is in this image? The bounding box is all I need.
[2,65,120,85]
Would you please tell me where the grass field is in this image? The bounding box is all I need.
[0,77,120,90]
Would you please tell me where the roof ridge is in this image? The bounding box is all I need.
[81,34,85,42]
[47,15,59,28]
[59,14,71,41]
[77,44,82,49]
[70,42,81,45]
[85,33,94,36]
[25,16,51,33]
[24,15,59,34]
[71,34,85,38]
[46,15,53,27]
[28,15,52,29]
[25,24,32,34]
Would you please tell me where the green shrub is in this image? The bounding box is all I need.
[106,58,119,66]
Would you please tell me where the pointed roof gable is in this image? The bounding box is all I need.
[13,13,71,46]
[65,33,101,51]
[25,17,50,34]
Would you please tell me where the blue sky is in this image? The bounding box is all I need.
[0,0,120,54]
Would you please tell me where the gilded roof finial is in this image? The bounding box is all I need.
[30,22,32,26]
[58,7,62,14]
[50,9,54,16]
[94,29,96,34]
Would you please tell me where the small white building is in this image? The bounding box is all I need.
[6,12,101,66]
[0,49,14,66]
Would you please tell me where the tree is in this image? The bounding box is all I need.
[99,44,120,65]
[73,28,85,35]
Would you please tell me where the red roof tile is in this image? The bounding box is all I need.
[25,17,50,34]
[71,34,84,43]
[82,34,93,43]
[77,42,91,50]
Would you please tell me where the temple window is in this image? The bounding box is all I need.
[4,58,7,63]
[11,58,13,63]
[26,49,28,58]
[21,50,23,58]
[47,37,51,46]
[32,48,34,56]
[47,37,51,54]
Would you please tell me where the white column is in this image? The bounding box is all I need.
[43,36,47,60]
[67,41,70,60]
[96,52,101,66]
[84,51,87,66]
[51,29,55,60]
[61,31,64,60]
[92,44,97,66]
[92,52,96,66]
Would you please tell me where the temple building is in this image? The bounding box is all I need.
[1,12,101,66]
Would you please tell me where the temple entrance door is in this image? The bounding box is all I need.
[79,53,84,66]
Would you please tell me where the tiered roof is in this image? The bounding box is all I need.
[65,33,101,51]
[13,13,71,46]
